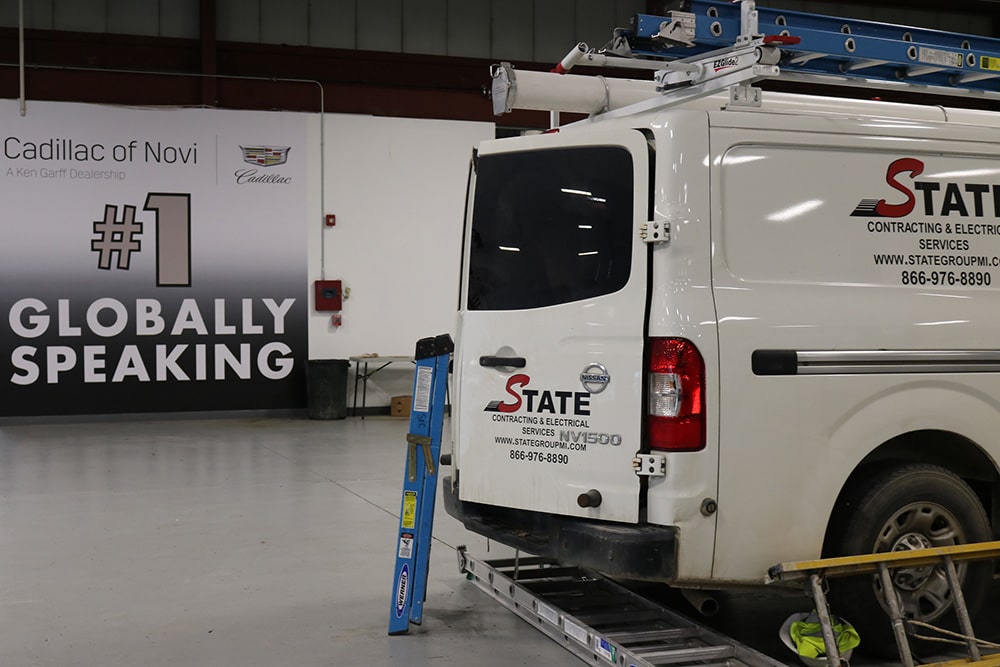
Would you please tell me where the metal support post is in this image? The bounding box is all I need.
[941,556,981,662]
[807,573,844,667]
[877,563,916,667]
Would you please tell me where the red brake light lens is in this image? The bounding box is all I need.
[648,338,705,452]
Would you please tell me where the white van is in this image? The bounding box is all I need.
[443,83,1000,649]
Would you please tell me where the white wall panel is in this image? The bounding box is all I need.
[357,0,401,52]
[160,0,198,39]
[108,0,157,36]
[0,2,15,27]
[492,0,533,60]
[27,0,51,31]
[535,0,576,64]
[308,114,494,405]
[30,0,55,31]
[0,0,26,28]
[53,0,106,33]
[308,0,355,49]
[447,0,490,58]
[402,0,447,56]
[217,0,259,42]
[261,0,308,45]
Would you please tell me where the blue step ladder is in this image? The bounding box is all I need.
[387,333,453,635]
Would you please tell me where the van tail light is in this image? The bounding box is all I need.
[648,338,705,452]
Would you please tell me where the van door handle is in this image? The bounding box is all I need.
[480,356,526,368]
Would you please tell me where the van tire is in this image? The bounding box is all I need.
[826,463,991,658]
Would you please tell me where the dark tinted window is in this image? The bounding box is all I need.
[468,147,634,311]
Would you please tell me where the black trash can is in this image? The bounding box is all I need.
[306,359,349,420]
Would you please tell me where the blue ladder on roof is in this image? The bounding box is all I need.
[623,0,1000,97]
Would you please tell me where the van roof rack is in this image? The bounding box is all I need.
[491,0,1000,122]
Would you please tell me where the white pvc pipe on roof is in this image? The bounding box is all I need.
[503,68,658,115]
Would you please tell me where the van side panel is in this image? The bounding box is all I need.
[709,116,1000,583]
[644,114,721,582]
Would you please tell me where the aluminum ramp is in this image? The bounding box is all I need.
[458,547,786,667]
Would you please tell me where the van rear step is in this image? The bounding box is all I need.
[456,546,786,667]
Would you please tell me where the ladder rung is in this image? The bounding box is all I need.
[634,644,737,662]
[906,65,946,77]
[503,566,587,581]
[788,52,826,65]
[487,556,557,569]
[525,578,605,595]
[575,608,672,627]
[605,627,701,643]
[843,58,889,72]
[959,72,1000,84]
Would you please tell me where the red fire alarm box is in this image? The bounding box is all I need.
[314,280,343,311]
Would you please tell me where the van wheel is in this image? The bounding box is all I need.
[827,464,992,658]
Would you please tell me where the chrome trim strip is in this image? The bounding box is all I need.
[796,350,1000,375]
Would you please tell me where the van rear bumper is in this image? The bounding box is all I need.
[442,475,678,581]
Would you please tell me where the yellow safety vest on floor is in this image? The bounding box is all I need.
[780,611,861,666]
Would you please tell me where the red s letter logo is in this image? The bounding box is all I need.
[875,157,923,217]
[497,374,529,413]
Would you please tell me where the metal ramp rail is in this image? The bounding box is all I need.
[457,546,787,667]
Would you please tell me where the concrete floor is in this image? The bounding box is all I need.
[0,415,573,667]
[1,415,996,667]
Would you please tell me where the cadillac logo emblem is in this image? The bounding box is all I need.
[240,145,290,167]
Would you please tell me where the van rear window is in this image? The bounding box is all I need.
[467,147,634,311]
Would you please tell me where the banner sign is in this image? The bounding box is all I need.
[1,101,308,416]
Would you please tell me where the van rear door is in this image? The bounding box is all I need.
[454,129,651,524]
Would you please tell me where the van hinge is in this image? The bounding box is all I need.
[633,453,666,477]
[640,221,670,245]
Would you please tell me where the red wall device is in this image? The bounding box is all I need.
[314,280,343,311]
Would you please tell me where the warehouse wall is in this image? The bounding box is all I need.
[757,1,990,34]
[2,1,990,60]
[0,0,647,62]
[0,1,993,127]
[306,113,493,409]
